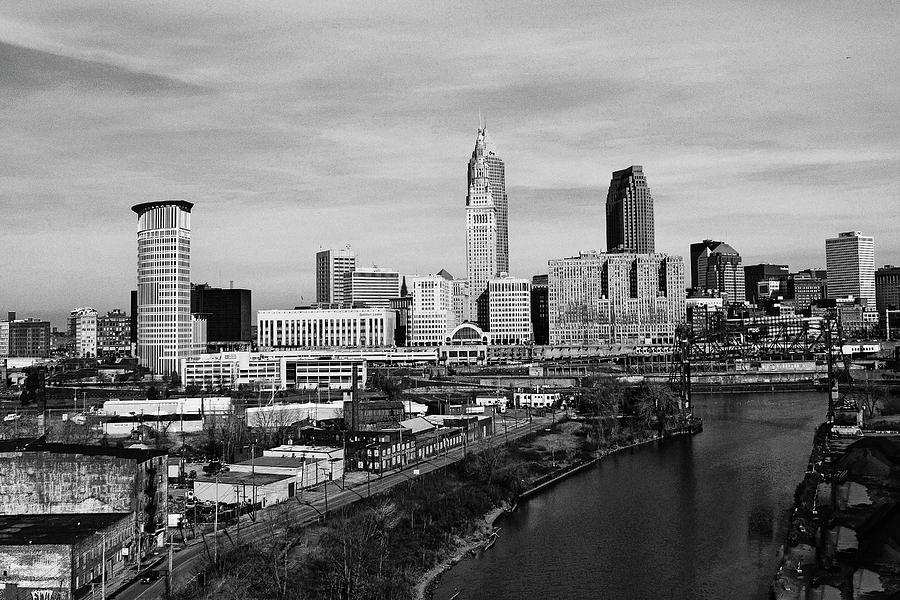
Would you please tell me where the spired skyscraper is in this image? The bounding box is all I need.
[466,126,509,307]
[606,165,655,253]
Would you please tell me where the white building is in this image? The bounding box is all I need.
[475,395,507,412]
[451,277,472,324]
[316,247,356,305]
[230,455,344,490]
[826,231,876,306]
[258,307,396,349]
[132,200,196,375]
[71,307,98,358]
[102,396,232,416]
[514,391,561,408]
[548,251,685,346]
[246,402,345,428]
[484,275,531,345]
[181,351,367,390]
[343,268,401,309]
[193,471,298,507]
[408,274,457,346]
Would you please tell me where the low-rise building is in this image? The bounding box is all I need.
[0,513,133,600]
[229,454,344,489]
[258,307,396,349]
[514,391,561,409]
[193,471,298,508]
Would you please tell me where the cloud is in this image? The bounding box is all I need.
[0,1,898,324]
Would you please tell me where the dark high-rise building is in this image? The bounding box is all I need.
[689,240,745,303]
[876,266,900,316]
[787,272,826,310]
[130,290,138,344]
[743,263,790,305]
[190,284,252,343]
[530,274,549,345]
[606,165,654,254]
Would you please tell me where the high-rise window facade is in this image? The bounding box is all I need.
[466,127,508,307]
[606,166,655,254]
[825,231,875,306]
[133,200,194,374]
[343,268,401,309]
[408,275,456,346]
[548,251,684,345]
[316,247,356,305]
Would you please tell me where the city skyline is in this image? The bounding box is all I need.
[1,2,898,327]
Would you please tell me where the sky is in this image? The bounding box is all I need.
[1,1,898,328]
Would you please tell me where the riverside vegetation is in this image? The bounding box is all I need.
[174,380,692,600]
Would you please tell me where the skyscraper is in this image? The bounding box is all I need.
[316,247,356,305]
[133,200,194,374]
[689,240,746,303]
[825,231,875,306]
[606,165,655,253]
[465,127,508,305]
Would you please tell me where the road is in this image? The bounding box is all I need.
[116,414,551,600]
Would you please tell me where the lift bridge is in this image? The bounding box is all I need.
[621,316,839,377]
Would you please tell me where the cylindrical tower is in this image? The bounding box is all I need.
[132,200,194,375]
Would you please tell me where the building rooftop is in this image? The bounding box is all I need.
[195,471,294,486]
[0,513,131,546]
[131,200,194,215]
[0,439,167,461]
[231,456,326,469]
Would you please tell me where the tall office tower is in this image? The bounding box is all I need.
[191,283,252,343]
[133,200,194,375]
[530,274,549,345]
[465,127,509,305]
[876,266,900,316]
[606,166,655,253]
[407,274,457,346]
[825,231,875,306]
[548,251,685,345]
[70,307,98,358]
[343,268,401,309]
[689,240,746,303]
[316,247,356,305]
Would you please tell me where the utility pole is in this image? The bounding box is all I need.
[99,531,107,600]
[166,529,173,599]
[213,474,219,566]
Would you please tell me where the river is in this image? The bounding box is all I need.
[431,392,824,600]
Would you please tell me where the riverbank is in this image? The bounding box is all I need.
[414,506,506,600]
[419,425,702,600]
[772,424,900,598]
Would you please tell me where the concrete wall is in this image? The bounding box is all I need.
[0,545,72,600]
[0,453,167,533]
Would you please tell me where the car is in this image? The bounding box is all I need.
[139,571,160,584]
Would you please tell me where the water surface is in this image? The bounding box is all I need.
[432,392,824,600]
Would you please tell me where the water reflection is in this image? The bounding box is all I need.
[432,393,824,600]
